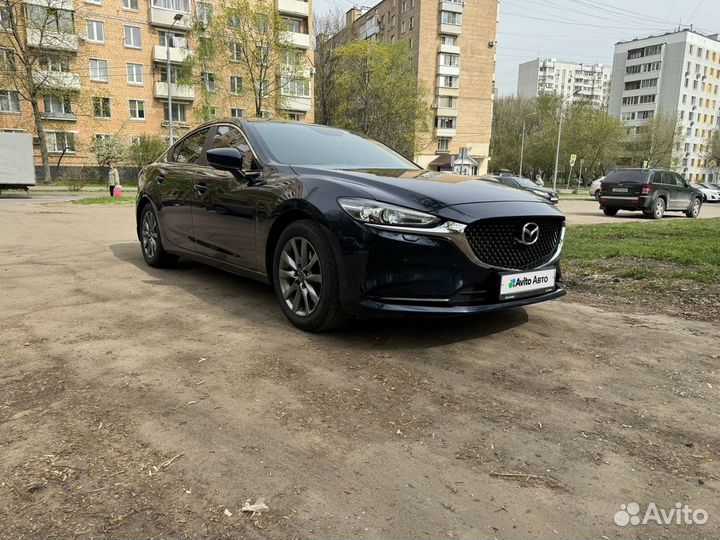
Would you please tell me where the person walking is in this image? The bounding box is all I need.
[108,163,120,197]
[535,174,544,187]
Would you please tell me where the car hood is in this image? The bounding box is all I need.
[292,167,551,210]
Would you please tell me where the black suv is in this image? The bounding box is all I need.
[599,168,703,219]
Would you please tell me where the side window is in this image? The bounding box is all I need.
[172,128,210,164]
[209,125,249,151]
[675,173,687,187]
[501,177,515,187]
[652,171,663,184]
[662,172,677,186]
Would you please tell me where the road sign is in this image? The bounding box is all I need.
[569,154,577,167]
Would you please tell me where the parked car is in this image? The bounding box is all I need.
[599,168,703,219]
[589,177,605,200]
[136,119,567,331]
[482,174,559,204]
[690,183,720,202]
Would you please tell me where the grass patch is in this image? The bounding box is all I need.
[72,196,134,205]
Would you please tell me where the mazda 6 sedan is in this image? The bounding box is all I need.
[136,119,567,331]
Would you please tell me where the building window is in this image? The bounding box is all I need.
[230,108,244,118]
[26,5,74,33]
[86,20,104,43]
[129,99,145,119]
[400,21,406,33]
[437,137,450,152]
[409,16,414,30]
[287,112,303,121]
[230,42,242,63]
[440,53,460,67]
[201,72,216,92]
[160,65,178,83]
[197,2,212,26]
[123,0,138,9]
[39,55,70,72]
[441,35,457,46]
[439,75,459,88]
[151,0,189,12]
[260,110,271,119]
[43,95,72,114]
[230,75,242,94]
[0,90,20,113]
[164,102,187,122]
[0,5,11,29]
[436,116,456,129]
[437,96,458,108]
[126,63,143,84]
[159,30,185,47]
[89,58,108,82]
[281,77,310,97]
[124,26,141,48]
[441,11,461,25]
[283,16,304,33]
[46,131,75,153]
[93,96,111,118]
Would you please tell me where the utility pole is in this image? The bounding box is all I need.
[167,14,184,145]
[519,113,536,178]
[552,88,581,191]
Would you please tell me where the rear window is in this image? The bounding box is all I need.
[603,170,650,184]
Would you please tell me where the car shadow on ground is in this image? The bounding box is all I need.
[110,242,530,349]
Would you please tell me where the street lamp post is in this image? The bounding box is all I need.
[519,112,537,178]
[552,88,581,191]
[167,13,184,145]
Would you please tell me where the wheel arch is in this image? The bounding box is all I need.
[135,195,157,241]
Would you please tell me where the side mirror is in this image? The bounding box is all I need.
[206,147,260,180]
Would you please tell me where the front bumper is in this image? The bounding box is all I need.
[332,217,566,316]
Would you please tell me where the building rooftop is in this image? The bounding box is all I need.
[615,27,720,46]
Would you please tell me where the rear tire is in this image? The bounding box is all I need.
[648,197,665,220]
[603,207,618,216]
[140,205,178,268]
[685,197,702,218]
[272,220,350,332]
[593,189,600,201]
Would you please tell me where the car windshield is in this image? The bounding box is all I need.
[514,177,541,189]
[604,170,649,184]
[252,123,420,170]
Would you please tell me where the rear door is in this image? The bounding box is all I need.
[191,124,258,270]
[155,128,212,251]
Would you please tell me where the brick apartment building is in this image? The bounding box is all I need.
[0,0,314,175]
[333,0,498,174]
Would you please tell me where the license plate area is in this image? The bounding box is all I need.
[500,268,557,300]
[612,187,629,193]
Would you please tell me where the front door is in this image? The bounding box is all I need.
[191,125,258,270]
[673,172,693,209]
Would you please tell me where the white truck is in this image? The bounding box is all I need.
[0,132,36,192]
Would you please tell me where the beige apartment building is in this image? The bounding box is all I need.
[0,0,314,175]
[337,0,498,174]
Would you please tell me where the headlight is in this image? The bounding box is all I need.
[338,198,441,228]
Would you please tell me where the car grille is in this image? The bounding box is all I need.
[465,217,564,271]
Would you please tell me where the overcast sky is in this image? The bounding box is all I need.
[314,0,720,95]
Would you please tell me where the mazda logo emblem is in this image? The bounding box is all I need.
[517,222,540,245]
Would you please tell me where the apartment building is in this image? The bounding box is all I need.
[335,0,498,174]
[0,0,314,175]
[609,29,720,181]
[517,58,611,108]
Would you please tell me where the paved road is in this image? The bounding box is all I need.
[1,199,718,539]
[559,198,720,224]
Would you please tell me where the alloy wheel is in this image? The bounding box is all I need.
[278,237,323,317]
[655,199,665,219]
[142,210,158,260]
[692,198,701,216]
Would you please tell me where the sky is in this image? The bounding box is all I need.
[313,0,720,95]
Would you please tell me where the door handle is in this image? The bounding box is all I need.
[194,182,208,194]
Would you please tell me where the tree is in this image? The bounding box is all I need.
[90,136,126,168]
[328,40,431,158]
[313,6,346,125]
[622,112,682,169]
[128,135,167,169]
[187,0,307,119]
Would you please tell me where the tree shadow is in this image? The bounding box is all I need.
[110,242,530,350]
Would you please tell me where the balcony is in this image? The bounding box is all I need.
[154,81,195,100]
[437,86,460,96]
[438,64,460,77]
[149,7,192,29]
[282,96,312,112]
[153,45,190,64]
[439,23,462,35]
[436,127,457,137]
[277,0,309,17]
[439,43,460,55]
[282,31,311,49]
[40,111,77,121]
[32,70,81,90]
[436,107,458,117]
[440,0,464,13]
[26,29,78,52]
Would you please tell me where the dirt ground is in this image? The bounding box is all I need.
[1,198,719,539]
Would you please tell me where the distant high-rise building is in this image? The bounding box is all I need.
[328,0,499,174]
[609,29,720,181]
[517,58,612,108]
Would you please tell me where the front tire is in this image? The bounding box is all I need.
[686,197,702,218]
[273,220,349,332]
[603,207,618,216]
[140,205,178,268]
